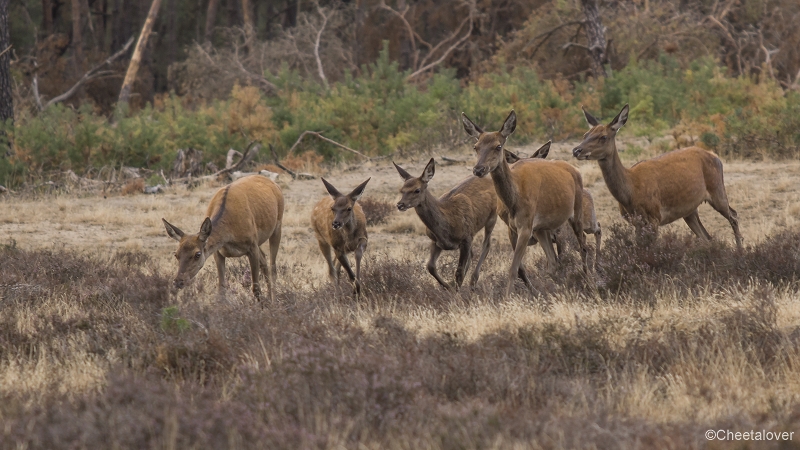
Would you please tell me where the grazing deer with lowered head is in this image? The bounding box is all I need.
[162,175,284,301]
[311,178,370,294]
[394,158,497,290]
[572,104,742,249]
[506,144,602,271]
[463,110,589,296]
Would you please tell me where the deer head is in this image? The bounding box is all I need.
[322,177,370,230]
[462,110,517,178]
[504,141,552,164]
[573,104,629,161]
[163,217,212,289]
[393,158,435,211]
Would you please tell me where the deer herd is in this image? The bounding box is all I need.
[163,104,743,301]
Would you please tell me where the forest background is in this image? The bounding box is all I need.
[1,0,800,187]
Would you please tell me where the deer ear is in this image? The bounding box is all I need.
[421,158,435,183]
[198,217,212,242]
[348,178,370,203]
[321,178,342,199]
[163,218,185,241]
[582,106,601,127]
[393,162,413,181]
[504,149,521,164]
[461,112,483,139]
[609,104,629,131]
[531,141,551,159]
[500,110,517,138]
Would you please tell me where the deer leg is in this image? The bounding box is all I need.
[335,251,358,294]
[708,199,743,250]
[427,242,452,290]
[454,238,473,289]
[508,227,533,289]
[569,218,589,274]
[318,240,337,281]
[213,251,227,290]
[684,210,712,241]
[354,238,366,295]
[268,221,282,280]
[257,248,274,302]
[247,245,263,301]
[593,224,602,272]
[535,229,559,274]
[507,225,533,296]
[470,216,496,287]
[553,228,564,259]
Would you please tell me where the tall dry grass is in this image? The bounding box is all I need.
[2,219,800,448]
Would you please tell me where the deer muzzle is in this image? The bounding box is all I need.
[473,165,488,178]
[332,221,343,230]
[397,202,408,212]
[572,146,587,159]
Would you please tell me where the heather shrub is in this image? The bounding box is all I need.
[359,197,395,225]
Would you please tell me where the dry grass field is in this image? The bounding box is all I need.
[2,140,800,449]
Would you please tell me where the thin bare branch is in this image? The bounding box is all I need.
[287,130,369,159]
[42,37,134,110]
[0,46,11,58]
[231,37,279,94]
[408,9,473,81]
[378,1,419,70]
[519,21,584,56]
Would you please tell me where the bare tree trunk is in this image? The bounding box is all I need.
[204,0,221,42]
[580,0,607,78]
[118,0,162,106]
[0,0,12,129]
[241,0,254,50]
[42,0,54,34]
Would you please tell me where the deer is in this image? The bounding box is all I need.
[311,178,370,295]
[505,144,602,271]
[162,175,284,301]
[572,104,742,250]
[463,110,589,296]
[393,158,497,290]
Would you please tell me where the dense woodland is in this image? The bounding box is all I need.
[1,0,800,186]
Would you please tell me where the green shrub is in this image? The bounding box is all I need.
[4,51,797,188]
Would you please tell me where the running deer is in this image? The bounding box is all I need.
[311,178,370,294]
[572,104,742,249]
[162,175,284,301]
[506,144,602,270]
[394,158,497,289]
[463,111,589,296]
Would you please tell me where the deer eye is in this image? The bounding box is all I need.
[599,135,607,142]
[414,189,420,193]
[347,207,352,212]
[194,252,201,259]
[496,145,502,151]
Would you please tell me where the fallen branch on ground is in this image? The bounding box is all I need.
[270,144,315,180]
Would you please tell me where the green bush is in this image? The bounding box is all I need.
[3,51,797,188]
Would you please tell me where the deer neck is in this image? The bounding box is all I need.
[490,159,520,217]
[204,231,226,257]
[414,190,452,244]
[597,142,634,207]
